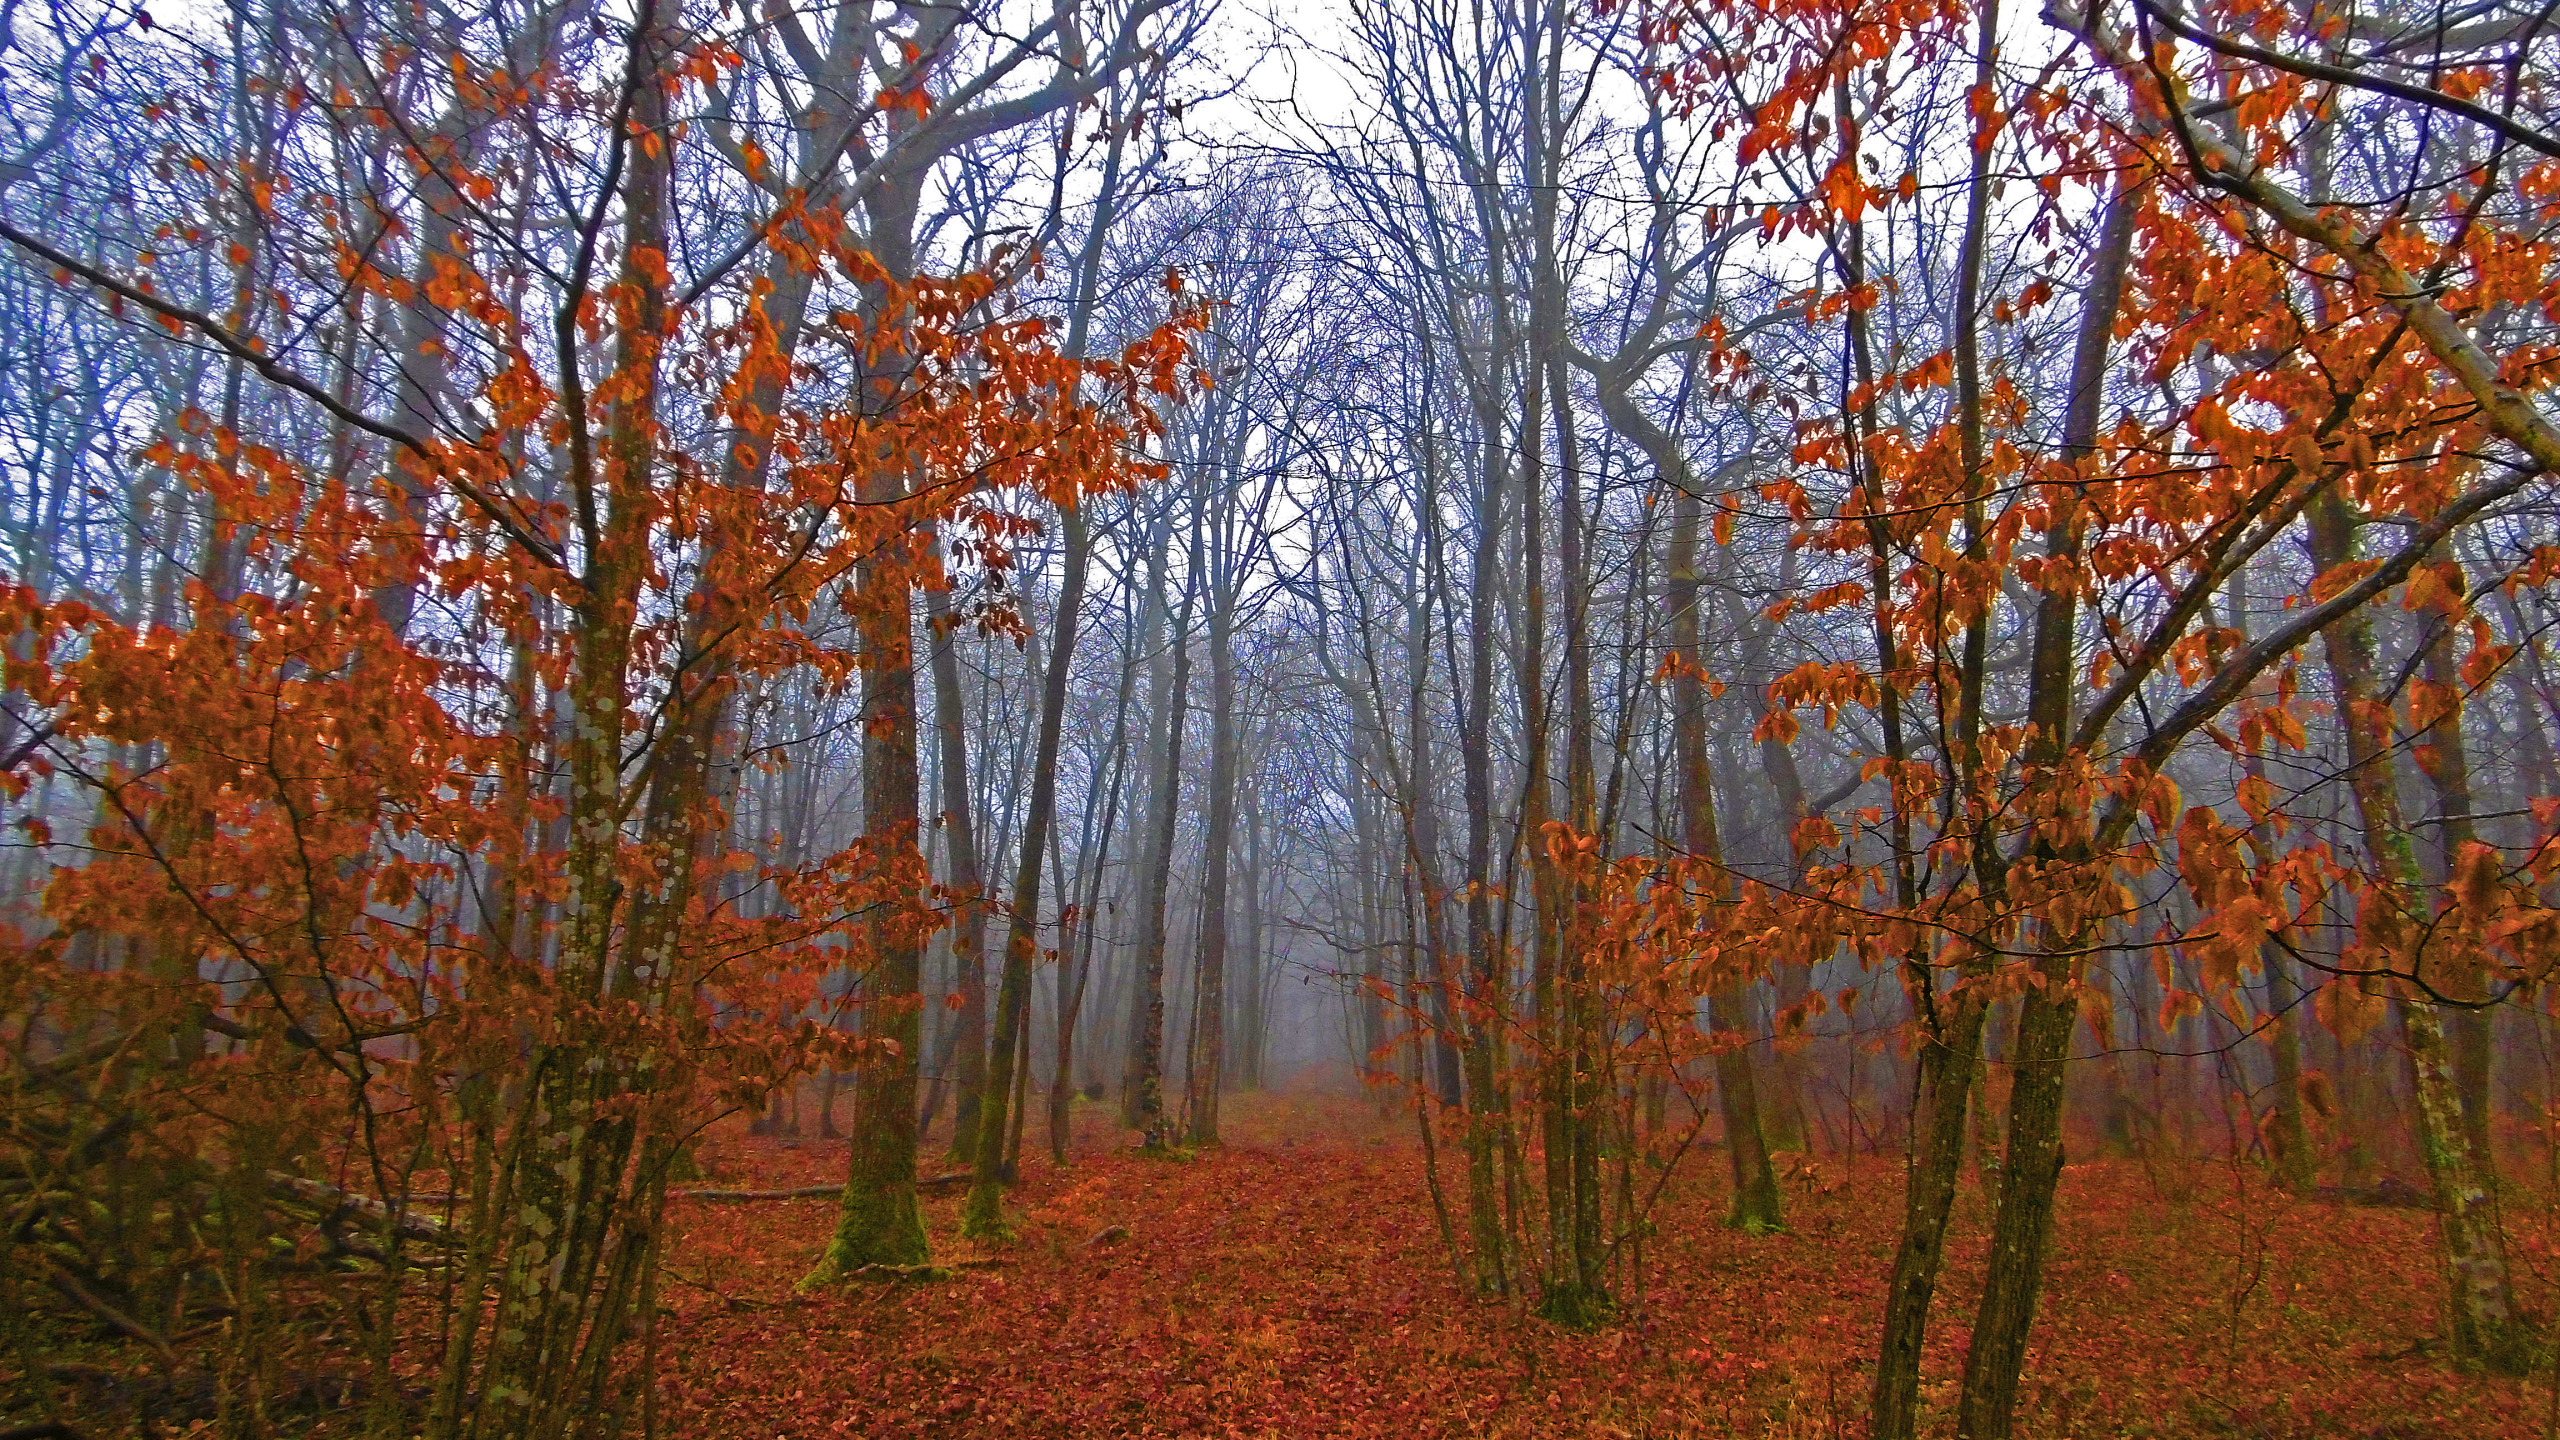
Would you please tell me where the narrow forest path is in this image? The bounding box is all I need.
[659,1093,2547,1439]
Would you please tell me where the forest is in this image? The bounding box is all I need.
[3,0,2560,1435]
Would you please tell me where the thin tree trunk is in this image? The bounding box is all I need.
[1053,561,1142,1160]
[1952,171,2138,1440]
[2228,568,2315,1192]
[1186,599,1239,1145]
[2415,565,2499,1188]
[1667,460,1782,1233]
[924,551,991,1160]
[965,498,1095,1232]
[1234,781,1269,1091]
[1122,535,1199,1148]
[1850,51,1971,1432]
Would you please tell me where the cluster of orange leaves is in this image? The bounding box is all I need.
[1570,0,2560,1074]
[1,25,1208,1238]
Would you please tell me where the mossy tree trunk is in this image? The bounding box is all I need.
[814,154,938,1282]
[2309,494,2527,1374]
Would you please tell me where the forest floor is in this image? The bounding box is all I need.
[661,1089,2556,1439]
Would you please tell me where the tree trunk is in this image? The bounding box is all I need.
[463,16,689,1431]
[1121,533,1199,1148]
[1055,567,1142,1161]
[925,553,991,1162]
[2228,570,2316,1192]
[964,501,1093,1234]
[1954,978,2074,1439]
[815,554,932,1273]
[1870,984,1992,1440]
[2415,567,2499,1189]
[815,160,937,1279]
[1950,168,2139,1440]
[1668,474,1782,1233]
[1186,600,1238,1145]
[2309,492,2526,1373]
[1235,782,1269,1091]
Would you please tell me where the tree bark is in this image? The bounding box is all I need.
[1185,599,1239,1145]
[2414,568,2499,1189]
[924,554,991,1161]
[1054,559,1143,1161]
[1121,519,1199,1148]
[2308,491,2526,1374]
[1667,471,1783,1233]
[1951,168,2138,1440]
[2227,570,2316,1192]
[963,498,1094,1234]
[815,152,937,1279]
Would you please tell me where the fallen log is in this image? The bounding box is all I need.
[39,1257,179,1367]
[1,1422,92,1440]
[837,1257,1003,1284]
[672,1171,969,1202]
[266,1174,457,1248]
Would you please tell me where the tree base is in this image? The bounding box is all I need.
[2464,1320,2541,1378]
[1725,1205,1785,1237]
[959,1183,1015,1243]
[801,1183,928,1289]
[1533,1281,1616,1331]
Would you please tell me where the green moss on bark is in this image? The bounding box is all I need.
[803,1179,927,1287]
